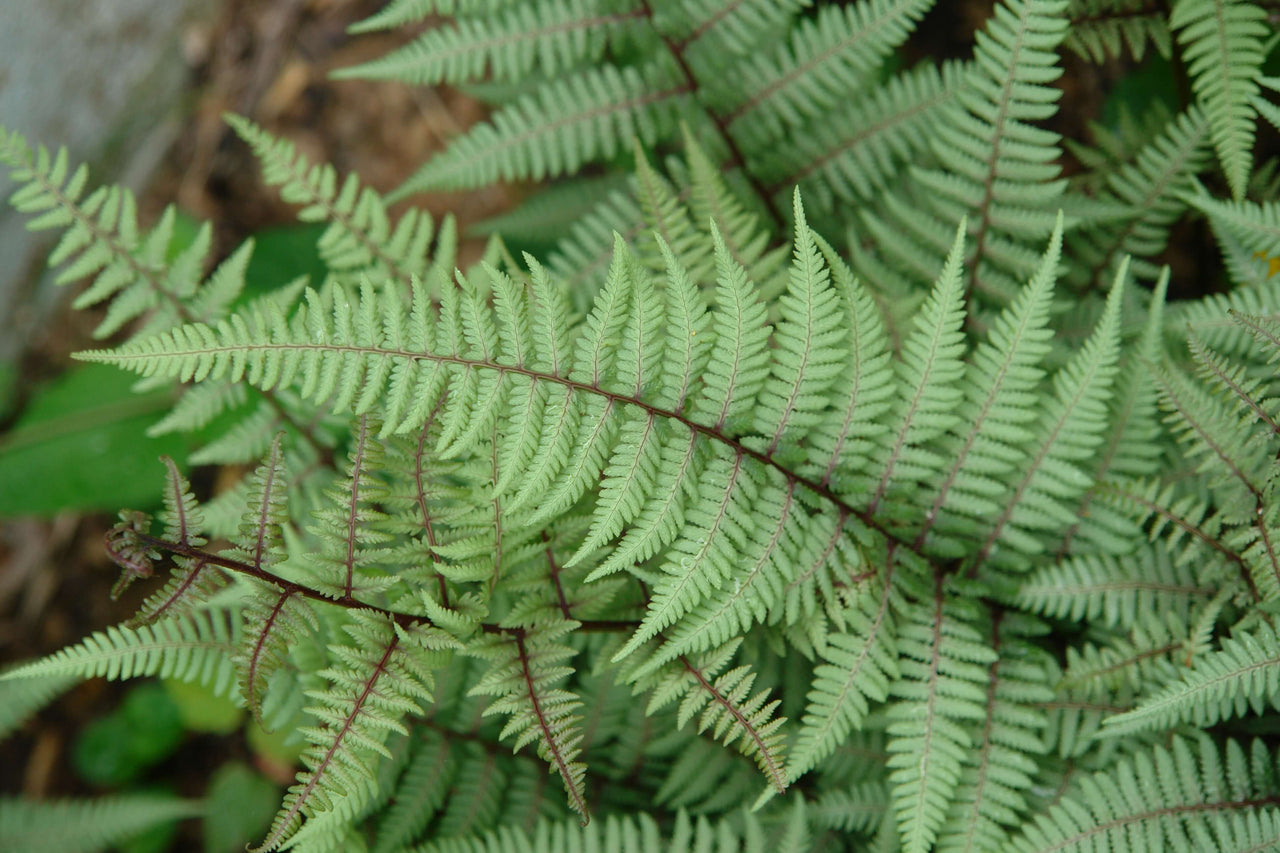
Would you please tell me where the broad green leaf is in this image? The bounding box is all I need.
[0,364,185,516]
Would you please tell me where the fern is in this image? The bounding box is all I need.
[1169,0,1268,200]
[0,673,77,740]
[1104,621,1280,734]
[935,611,1052,853]
[885,579,999,853]
[228,116,455,291]
[0,795,204,853]
[370,0,941,237]
[785,574,901,783]
[11,0,1280,849]
[1065,0,1171,63]
[852,0,1071,307]
[336,0,648,87]
[1,609,239,693]
[1016,546,1209,629]
[1065,106,1210,289]
[62,188,1162,849]
[255,614,453,851]
[398,63,690,192]
[1009,736,1280,852]
[409,808,778,853]
[622,637,788,794]
[467,621,589,823]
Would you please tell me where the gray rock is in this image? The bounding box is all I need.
[0,0,214,362]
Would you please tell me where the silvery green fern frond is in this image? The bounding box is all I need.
[8,0,1280,849]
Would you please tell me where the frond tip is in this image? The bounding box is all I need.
[1103,622,1280,735]
[467,621,590,823]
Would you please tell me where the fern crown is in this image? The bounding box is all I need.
[6,0,1280,850]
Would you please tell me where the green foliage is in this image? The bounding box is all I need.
[6,0,1280,850]
[4,609,240,691]
[0,672,76,740]
[1169,0,1268,200]
[0,795,203,853]
[72,683,185,787]
[164,677,245,735]
[408,808,787,852]
[0,358,187,517]
[203,763,280,853]
[1010,735,1280,852]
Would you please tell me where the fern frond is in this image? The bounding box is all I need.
[1170,0,1268,199]
[1167,273,1280,356]
[304,416,399,599]
[123,458,229,625]
[0,673,77,740]
[637,477,823,665]
[396,64,690,194]
[467,620,589,822]
[621,638,788,794]
[720,0,937,147]
[0,795,203,853]
[692,222,774,431]
[800,236,895,499]
[347,0,515,33]
[1104,622,1280,734]
[1059,611,1188,698]
[886,584,999,853]
[968,261,1125,572]
[866,221,969,517]
[235,581,321,727]
[755,194,847,453]
[0,128,221,337]
[228,115,449,290]
[229,434,292,571]
[680,131,784,283]
[1054,272,1167,557]
[786,570,902,783]
[627,148,710,284]
[1064,0,1171,62]
[1010,735,1280,852]
[656,0,808,58]
[914,216,1061,555]
[410,808,771,853]
[811,782,890,836]
[936,611,1052,853]
[1154,347,1269,519]
[1067,106,1209,289]
[0,609,239,693]
[1098,477,1251,597]
[1186,190,1280,269]
[1017,546,1207,629]
[255,615,450,851]
[759,62,967,214]
[1038,655,1134,760]
[856,0,1070,305]
[671,655,789,795]
[337,0,647,86]
[372,729,455,853]
[147,380,249,437]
